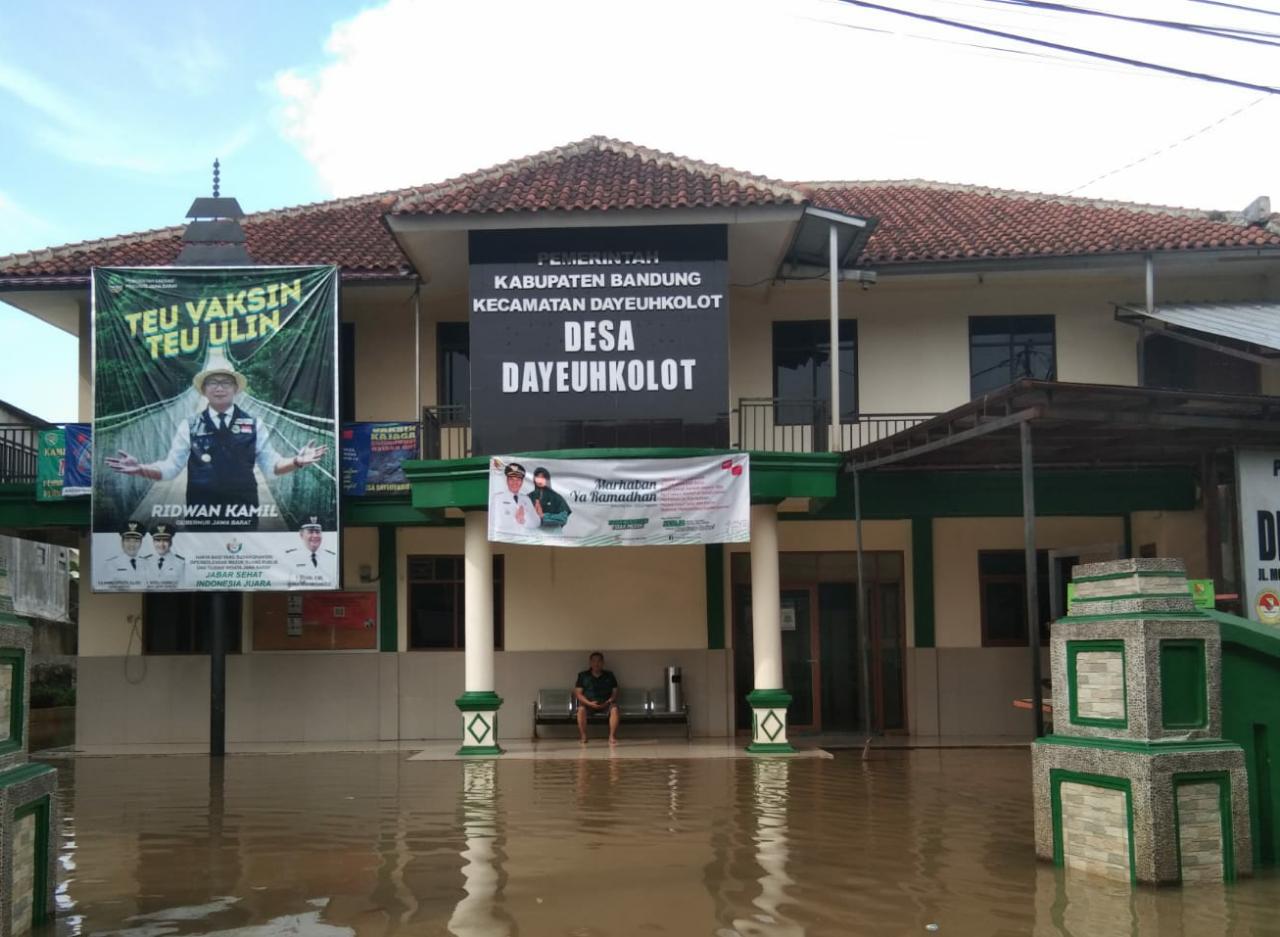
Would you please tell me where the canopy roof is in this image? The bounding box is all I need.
[844,380,1280,472]
[1117,300,1280,359]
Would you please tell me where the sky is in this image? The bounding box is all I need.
[1,0,1278,421]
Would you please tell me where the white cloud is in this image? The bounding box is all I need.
[0,191,57,255]
[273,0,1280,210]
[0,59,253,175]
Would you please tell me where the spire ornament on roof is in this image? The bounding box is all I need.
[176,158,252,266]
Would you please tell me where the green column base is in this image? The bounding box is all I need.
[745,688,795,754]
[456,691,504,756]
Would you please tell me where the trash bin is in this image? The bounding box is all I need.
[664,665,683,712]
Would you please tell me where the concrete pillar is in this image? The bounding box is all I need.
[456,511,502,755]
[747,503,793,753]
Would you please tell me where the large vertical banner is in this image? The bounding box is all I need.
[90,266,340,592]
[469,225,729,454]
[1237,449,1280,624]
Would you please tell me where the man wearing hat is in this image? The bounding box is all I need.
[285,517,337,585]
[489,461,541,538]
[104,354,327,529]
[100,521,148,586]
[142,523,185,588]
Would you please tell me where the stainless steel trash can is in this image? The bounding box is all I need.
[664,665,683,712]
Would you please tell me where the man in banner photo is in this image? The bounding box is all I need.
[91,266,340,592]
[104,352,327,526]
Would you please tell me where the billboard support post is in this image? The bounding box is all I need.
[209,591,228,757]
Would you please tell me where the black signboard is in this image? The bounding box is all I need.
[469,225,729,453]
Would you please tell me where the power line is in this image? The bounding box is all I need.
[1066,94,1269,194]
[1186,0,1280,18]
[832,0,1280,94]
[987,0,1280,45]
[809,14,1139,77]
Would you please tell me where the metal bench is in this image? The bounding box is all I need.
[532,687,691,740]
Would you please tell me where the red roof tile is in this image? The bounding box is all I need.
[390,137,804,215]
[0,195,410,282]
[807,180,1280,264]
[2,138,1277,283]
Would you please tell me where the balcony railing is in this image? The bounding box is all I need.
[0,424,40,484]
[0,404,939,486]
[734,399,936,453]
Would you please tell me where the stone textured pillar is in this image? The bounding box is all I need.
[457,511,502,755]
[1032,558,1251,884]
[747,503,792,753]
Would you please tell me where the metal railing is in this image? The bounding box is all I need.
[734,399,936,453]
[0,424,40,484]
[421,405,472,460]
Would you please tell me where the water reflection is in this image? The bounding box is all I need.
[731,759,803,937]
[448,760,511,937]
[37,749,1280,937]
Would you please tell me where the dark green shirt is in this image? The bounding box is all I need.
[575,669,618,703]
[531,485,572,528]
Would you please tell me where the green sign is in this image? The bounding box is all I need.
[1066,578,1216,614]
[35,428,64,502]
[90,266,340,592]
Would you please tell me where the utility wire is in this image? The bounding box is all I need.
[988,0,1280,45]
[1066,95,1268,194]
[833,0,1280,94]
[1186,0,1280,18]
[810,15,1139,77]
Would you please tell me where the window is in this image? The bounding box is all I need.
[1143,334,1259,395]
[143,594,243,654]
[407,555,503,650]
[978,550,1050,647]
[772,320,857,425]
[969,316,1055,398]
[437,322,470,417]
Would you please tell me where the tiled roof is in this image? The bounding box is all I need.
[0,194,410,283]
[807,180,1280,264]
[390,137,804,215]
[2,137,1278,283]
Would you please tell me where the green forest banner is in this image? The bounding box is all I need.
[90,266,340,593]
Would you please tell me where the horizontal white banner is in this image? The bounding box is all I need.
[487,454,750,547]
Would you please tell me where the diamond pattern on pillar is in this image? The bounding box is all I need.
[467,713,491,745]
[761,710,784,741]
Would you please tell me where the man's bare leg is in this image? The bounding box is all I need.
[608,705,619,744]
[576,706,589,743]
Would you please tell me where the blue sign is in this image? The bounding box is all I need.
[341,422,417,496]
[64,423,92,496]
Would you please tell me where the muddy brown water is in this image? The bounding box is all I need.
[40,749,1280,936]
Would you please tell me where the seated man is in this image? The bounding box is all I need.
[574,652,619,744]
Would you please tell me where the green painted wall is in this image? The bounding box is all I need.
[378,526,397,652]
[911,517,934,648]
[705,544,725,650]
[1210,610,1280,867]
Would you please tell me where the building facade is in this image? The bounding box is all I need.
[2,137,1278,749]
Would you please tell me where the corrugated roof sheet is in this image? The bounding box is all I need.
[1129,302,1280,352]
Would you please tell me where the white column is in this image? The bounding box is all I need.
[458,511,501,755]
[464,511,494,692]
[750,503,782,690]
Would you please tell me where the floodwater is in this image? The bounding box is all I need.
[41,748,1280,937]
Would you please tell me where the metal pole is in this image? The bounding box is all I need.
[414,283,422,420]
[1140,255,1154,386]
[828,224,841,451]
[1021,421,1045,739]
[209,591,227,757]
[853,469,874,741]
